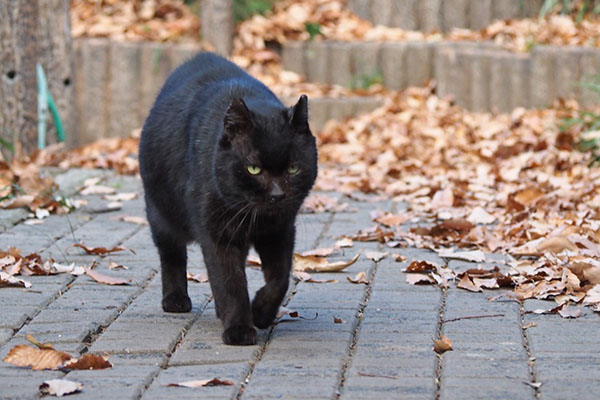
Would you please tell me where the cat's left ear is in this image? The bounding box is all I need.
[223,98,253,142]
[288,94,310,134]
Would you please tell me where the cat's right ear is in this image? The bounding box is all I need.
[289,94,310,134]
[222,98,253,144]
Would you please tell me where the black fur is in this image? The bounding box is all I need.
[139,52,317,345]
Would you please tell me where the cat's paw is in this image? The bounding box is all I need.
[222,325,256,346]
[162,293,192,313]
[252,306,275,329]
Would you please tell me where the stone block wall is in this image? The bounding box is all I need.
[347,0,543,32]
[283,40,600,113]
[72,39,381,144]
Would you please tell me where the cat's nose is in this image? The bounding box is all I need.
[268,183,284,202]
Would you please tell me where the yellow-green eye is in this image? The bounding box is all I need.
[247,165,261,175]
[287,164,300,175]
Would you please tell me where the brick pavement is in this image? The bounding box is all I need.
[1,168,599,399]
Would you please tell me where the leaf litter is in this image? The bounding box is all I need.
[3,335,112,371]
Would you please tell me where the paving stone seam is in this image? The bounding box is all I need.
[332,257,378,399]
[434,287,448,400]
[0,213,99,348]
[519,301,541,399]
[234,211,335,400]
[135,296,212,400]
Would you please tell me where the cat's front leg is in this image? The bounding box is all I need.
[252,224,294,329]
[201,239,256,345]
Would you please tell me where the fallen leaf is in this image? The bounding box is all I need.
[467,207,496,225]
[293,252,360,272]
[246,254,262,266]
[73,243,135,255]
[365,251,388,262]
[80,185,116,196]
[108,261,128,270]
[84,267,131,286]
[187,272,208,283]
[104,192,137,202]
[120,216,148,225]
[404,260,440,273]
[0,271,32,288]
[2,345,72,370]
[347,271,369,284]
[523,322,537,330]
[437,249,486,263]
[557,304,582,319]
[537,236,578,254]
[25,334,53,350]
[406,273,436,285]
[457,275,482,292]
[335,238,353,248]
[393,253,407,262]
[333,316,344,324]
[293,271,337,283]
[433,335,453,354]
[374,213,409,227]
[63,353,112,370]
[39,379,83,397]
[168,378,234,388]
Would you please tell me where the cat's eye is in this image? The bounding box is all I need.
[287,164,300,175]
[246,165,262,175]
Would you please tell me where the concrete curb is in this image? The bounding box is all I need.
[347,0,543,32]
[283,40,600,113]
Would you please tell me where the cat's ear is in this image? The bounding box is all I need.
[223,98,253,141]
[289,94,310,134]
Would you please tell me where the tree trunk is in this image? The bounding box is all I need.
[38,0,75,148]
[201,0,234,56]
[0,0,39,159]
[0,0,73,159]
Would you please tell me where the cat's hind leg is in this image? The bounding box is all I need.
[252,225,294,329]
[147,202,191,313]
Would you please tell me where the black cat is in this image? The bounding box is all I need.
[139,52,318,345]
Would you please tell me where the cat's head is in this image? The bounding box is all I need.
[216,94,317,215]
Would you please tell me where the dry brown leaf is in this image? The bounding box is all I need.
[537,236,578,254]
[84,267,131,286]
[374,213,409,227]
[63,353,112,370]
[246,254,262,266]
[293,271,338,283]
[108,261,128,270]
[168,378,234,388]
[293,252,360,273]
[437,249,485,263]
[73,243,135,255]
[347,271,369,285]
[2,345,72,370]
[39,379,83,397]
[393,253,407,262]
[335,238,354,248]
[333,316,344,324]
[187,272,208,283]
[433,335,453,354]
[406,273,436,285]
[0,271,32,288]
[404,260,440,273]
[25,334,54,350]
[457,275,482,292]
[557,304,582,319]
[119,216,148,225]
[365,251,388,262]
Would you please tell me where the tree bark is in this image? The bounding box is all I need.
[0,0,73,159]
[201,0,234,56]
[38,0,75,148]
[0,0,39,158]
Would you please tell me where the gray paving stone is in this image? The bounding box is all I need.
[343,376,434,399]
[440,377,532,399]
